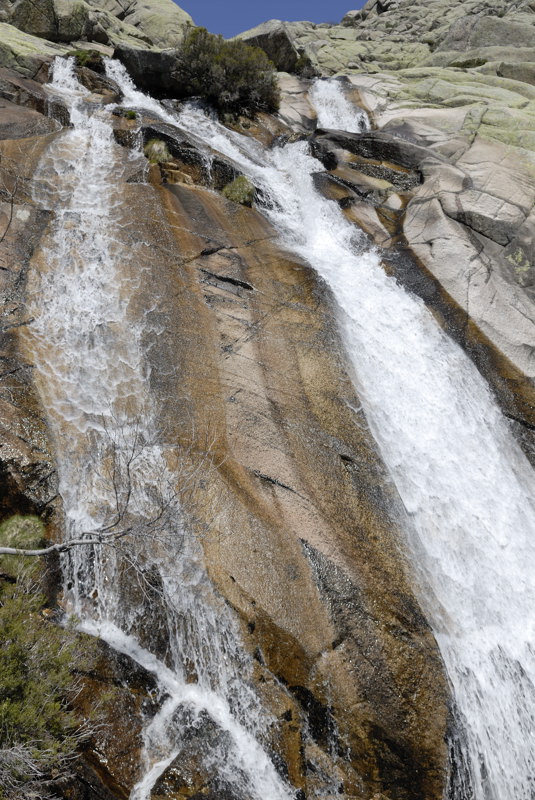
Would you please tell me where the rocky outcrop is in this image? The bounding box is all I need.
[0,0,193,50]
[3,0,535,797]
[234,19,302,72]
[339,68,535,436]
[140,155,449,800]
[0,22,70,79]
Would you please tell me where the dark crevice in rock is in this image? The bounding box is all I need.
[289,685,336,749]
[200,268,254,291]
[504,412,535,431]
[252,469,297,494]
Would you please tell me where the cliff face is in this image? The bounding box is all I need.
[2,1,532,799]
[0,62,450,799]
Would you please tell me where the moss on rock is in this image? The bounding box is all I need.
[0,22,70,78]
[144,138,171,163]
[222,175,256,206]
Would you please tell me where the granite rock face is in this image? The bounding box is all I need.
[0,0,193,49]
[1,0,534,798]
[0,65,450,800]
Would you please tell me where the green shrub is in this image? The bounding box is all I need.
[0,516,96,798]
[124,109,137,120]
[222,175,256,206]
[174,27,280,119]
[66,49,104,73]
[144,138,171,163]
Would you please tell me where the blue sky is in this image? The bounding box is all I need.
[174,1,367,38]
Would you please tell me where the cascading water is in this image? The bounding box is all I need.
[109,70,535,799]
[25,58,295,800]
[309,79,368,133]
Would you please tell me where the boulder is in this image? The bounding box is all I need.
[234,19,301,72]
[0,22,70,79]
[114,43,177,94]
[3,0,193,54]
[10,0,92,43]
[74,64,121,99]
[87,0,193,48]
[140,122,241,188]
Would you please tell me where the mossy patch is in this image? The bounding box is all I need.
[66,48,104,72]
[222,175,256,206]
[144,138,171,164]
[450,58,487,69]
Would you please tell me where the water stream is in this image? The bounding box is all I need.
[111,68,535,798]
[26,56,535,800]
[26,58,295,800]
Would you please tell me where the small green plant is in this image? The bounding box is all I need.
[222,175,256,207]
[144,138,171,164]
[124,109,137,120]
[66,49,104,72]
[174,27,280,119]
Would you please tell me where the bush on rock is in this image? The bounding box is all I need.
[144,138,171,163]
[66,48,104,73]
[174,27,280,119]
[222,176,256,206]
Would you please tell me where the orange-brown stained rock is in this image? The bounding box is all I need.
[136,179,450,800]
[4,114,449,798]
[71,640,160,799]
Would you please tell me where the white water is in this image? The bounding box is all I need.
[310,79,368,132]
[106,70,535,798]
[27,58,295,800]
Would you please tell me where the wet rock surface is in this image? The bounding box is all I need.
[0,118,58,520]
[139,175,449,800]
[0,78,450,798]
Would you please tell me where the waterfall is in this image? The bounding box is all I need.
[309,79,368,132]
[106,70,535,799]
[26,58,295,800]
